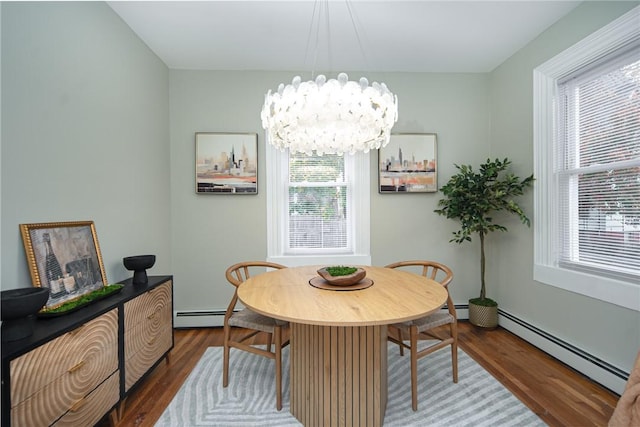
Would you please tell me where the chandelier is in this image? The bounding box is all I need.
[261,73,397,155]
[260,2,398,156]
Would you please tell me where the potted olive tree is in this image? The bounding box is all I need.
[434,158,533,328]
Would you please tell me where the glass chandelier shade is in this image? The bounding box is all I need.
[261,72,398,155]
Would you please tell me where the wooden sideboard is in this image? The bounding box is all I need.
[1,276,174,427]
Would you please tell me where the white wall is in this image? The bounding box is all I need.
[169,70,489,314]
[1,2,171,288]
[489,1,640,379]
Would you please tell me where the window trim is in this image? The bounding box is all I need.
[533,6,640,311]
[266,143,371,267]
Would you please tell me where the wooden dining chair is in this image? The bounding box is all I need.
[223,261,289,410]
[384,260,458,411]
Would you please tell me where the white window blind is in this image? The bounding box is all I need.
[288,153,350,252]
[533,7,640,311]
[266,143,371,266]
[556,50,640,281]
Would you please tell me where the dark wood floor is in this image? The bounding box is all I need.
[105,322,620,426]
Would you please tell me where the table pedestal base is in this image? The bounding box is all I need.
[290,323,388,427]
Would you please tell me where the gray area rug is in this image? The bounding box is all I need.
[156,343,546,426]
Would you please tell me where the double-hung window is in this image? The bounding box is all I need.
[533,7,640,311]
[266,145,371,267]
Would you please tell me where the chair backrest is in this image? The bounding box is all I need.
[224,261,287,320]
[225,261,287,288]
[384,260,453,287]
[384,260,456,317]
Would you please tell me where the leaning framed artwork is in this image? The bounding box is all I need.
[378,133,438,193]
[195,132,258,194]
[20,221,107,310]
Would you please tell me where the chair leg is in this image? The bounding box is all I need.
[451,321,459,383]
[397,327,405,356]
[223,323,231,388]
[274,326,283,411]
[267,333,273,353]
[389,325,405,356]
[410,325,419,411]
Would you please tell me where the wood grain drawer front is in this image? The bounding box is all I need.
[10,309,118,405]
[124,281,172,329]
[53,371,119,427]
[124,320,172,391]
[124,281,173,391]
[9,309,118,426]
[125,301,172,358]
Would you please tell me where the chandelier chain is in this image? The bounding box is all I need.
[345,1,369,71]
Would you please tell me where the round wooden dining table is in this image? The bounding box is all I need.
[237,264,448,427]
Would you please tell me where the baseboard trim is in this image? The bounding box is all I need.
[173,306,629,394]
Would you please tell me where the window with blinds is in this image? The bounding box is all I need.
[287,153,350,252]
[556,49,640,281]
[266,141,370,265]
[534,7,639,310]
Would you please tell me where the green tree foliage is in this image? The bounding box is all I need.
[434,158,534,302]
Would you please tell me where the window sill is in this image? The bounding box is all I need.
[534,264,639,311]
[267,254,372,268]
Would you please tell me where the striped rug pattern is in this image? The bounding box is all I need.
[156,343,546,426]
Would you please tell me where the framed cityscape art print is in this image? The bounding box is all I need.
[195,132,258,194]
[20,220,108,311]
[378,133,438,193]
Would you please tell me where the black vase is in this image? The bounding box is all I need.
[123,255,156,285]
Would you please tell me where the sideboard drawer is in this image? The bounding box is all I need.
[125,296,172,357]
[53,371,119,427]
[124,280,173,391]
[9,309,118,426]
[124,321,173,390]
[124,281,172,327]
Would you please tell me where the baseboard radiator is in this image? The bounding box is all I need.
[174,310,228,328]
[174,306,629,395]
[495,307,628,395]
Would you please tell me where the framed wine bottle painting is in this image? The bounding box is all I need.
[20,221,107,311]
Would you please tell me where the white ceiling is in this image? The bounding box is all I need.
[107,1,581,73]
